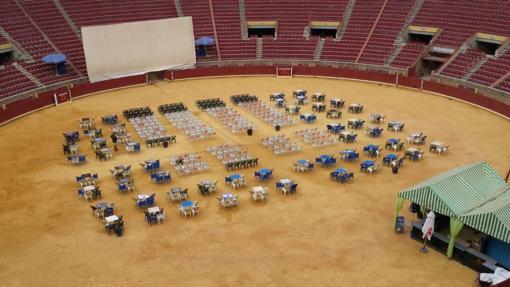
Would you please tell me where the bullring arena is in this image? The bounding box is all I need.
[0,75,508,286]
[1,0,510,286]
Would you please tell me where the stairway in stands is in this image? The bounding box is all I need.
[0,27,33,62]
[385,0,425,66]
[12,62,43,88]
[256,37,263,60]
[336,0,356,40]
[53,0,81,39]
[463,57,488,80]
[239,0,248,40]
[313,38,325,61]
[174,0,184,17]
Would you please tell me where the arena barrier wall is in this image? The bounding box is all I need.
[0,74,147,125]
[2,66,509,125]
[165,65,276,80]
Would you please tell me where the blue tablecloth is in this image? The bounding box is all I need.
[387,138,399,144]
[259,168,271,174]
[386,154,398,160]
[335,168,347,174]
[181,200,193,208]
[362,160,374,167]
[297,159,308,165]
[230,174,242,180]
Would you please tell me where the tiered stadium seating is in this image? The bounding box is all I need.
[1,0,510,100]
[245,0,346,59]
[495,77,510,93]
[468,50,510,86]
[390,41,426,68]
[0,64,37,98]
[440,48,485,79]
[0,1,79,87]
[213,0,257,60]
[60,0,178,26]
[321,0,385,62]
[412,1,510,48]
[181,0,218,61]
[358,0,415,65]
[22,1,87,74]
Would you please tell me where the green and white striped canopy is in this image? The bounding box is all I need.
[460,189,510,243]
[398,162,510,243]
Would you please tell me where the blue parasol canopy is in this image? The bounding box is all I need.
[42,53,67,64]
[194,36,214,46]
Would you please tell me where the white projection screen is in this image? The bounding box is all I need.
[82,17,196,82]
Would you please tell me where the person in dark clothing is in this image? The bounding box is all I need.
[110,133,118,151]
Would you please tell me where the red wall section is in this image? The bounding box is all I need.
[0,91,54,123]
[398,76,422,89]
[423,81,510,117]
[2,67,509,125]
[0,74,147,125]
[71,74,147,98]
[292,66,397,84]
[169,66,276,80]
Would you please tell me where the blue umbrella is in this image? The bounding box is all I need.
[42,53,67,64]
[194,36,214,46]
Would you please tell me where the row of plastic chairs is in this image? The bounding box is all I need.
[205,106,255,133]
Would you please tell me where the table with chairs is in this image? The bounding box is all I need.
[330,168,354,183]
[326,123,345,134]
[363,144,381,158]
[150,170,171,184]
[369,113,385,124]
[250,186,269,202]
[179,200,200,218]
[360,160,379,174]
[387,121,405,132]
[218,193,239,208]
[197,180,217,196]
[326,109,342,119]
[276,178,298,195]
[110,164,131,179]
[133,194,156,208]
[365,126,383,138]
[140,159,160,173]
[407,132,427,145]
[254,168,273,180]
[348,103,364,113]
[340,149,359,162]
[300,113,317,123]
[167,187,189,202]
[330,98,345,109]
[385,138,404,151]
[429,141,449,154]
[292,159,314,172]
[316,154,337,167]
[347,118,365,129]
[405,147,425,161]
[117,178,135,193]
[90,202,114,219]
[225,173,246,189]
[145,206,165,225]
[339,130,358,143]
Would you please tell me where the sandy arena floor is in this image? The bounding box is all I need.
[0,77,509,286]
